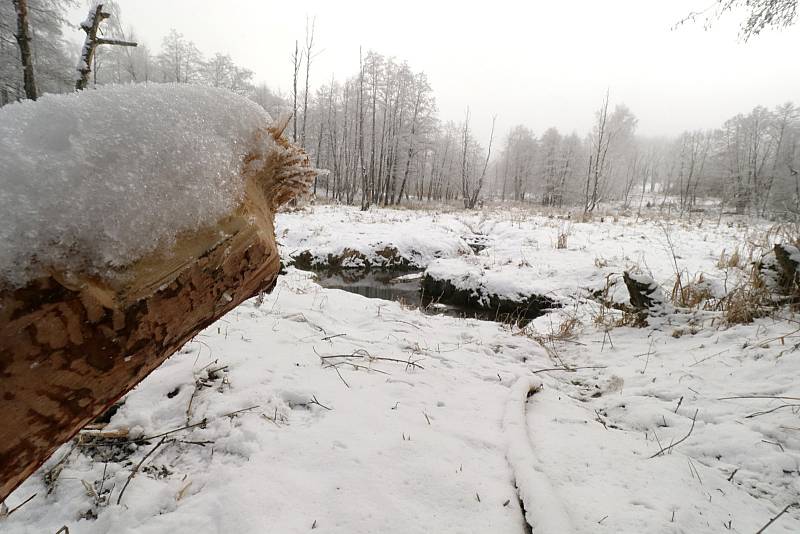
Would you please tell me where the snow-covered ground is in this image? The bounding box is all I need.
[278,205,473,270]
[3,205,799,533]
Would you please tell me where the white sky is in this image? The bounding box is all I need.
[67,0,800,142]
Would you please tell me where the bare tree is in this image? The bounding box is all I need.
[291,40,302,143]
[358,47,369,210]
[467,115,495,208]
[585,93,637,212]
[680,0,797,40]
[585,91,611,212]
[301,17,316,148]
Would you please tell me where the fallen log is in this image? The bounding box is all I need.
[0,86,315,501]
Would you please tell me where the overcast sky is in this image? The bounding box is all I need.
[68,0,800,142]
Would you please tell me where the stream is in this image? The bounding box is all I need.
[310,268,546,324]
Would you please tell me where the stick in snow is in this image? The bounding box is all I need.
[649,409,699,458]
[755,502,798,534]
[116,437,168,505]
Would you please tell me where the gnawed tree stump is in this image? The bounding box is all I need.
[75,3,137,91]
[622,271,664,311]
[0,124,315,502]
[772,243,800,295]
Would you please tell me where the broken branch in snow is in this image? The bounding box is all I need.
[531,365,607,374]
[719,395,800,402]
[649,409,699,458]
[75,3,137,90]
[320,333,347,341]
[3,492,37,517]
[293,395,331,411]
[745,404,800,419]
[116,436,168,505]
[78,406,261,448]
[754,502,798,534]
[316,348,425,370]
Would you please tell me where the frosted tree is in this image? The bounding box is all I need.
[301,17,316,148]
[540,128,563,206]
[200,53,253,94]
[158,29,202,83]
[671,130,712,214]
[0,0,74,104]
[502,125,538,202]
[682,0,797,40]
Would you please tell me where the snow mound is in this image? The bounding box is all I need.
[0,83,274,288]
[425,257,557,304]
[504,376,574,533]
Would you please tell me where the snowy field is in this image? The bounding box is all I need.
[3,204,799,533]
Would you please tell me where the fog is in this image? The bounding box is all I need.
[67,0,800,141]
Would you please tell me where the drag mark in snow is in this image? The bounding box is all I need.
[503,376,573,533]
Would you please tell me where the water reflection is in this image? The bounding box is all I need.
[310,268,543,325]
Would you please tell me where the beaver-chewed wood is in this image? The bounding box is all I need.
[0,124,315,502]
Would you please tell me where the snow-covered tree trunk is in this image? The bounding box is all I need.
[75,3,137,91]
[0,112,314,503]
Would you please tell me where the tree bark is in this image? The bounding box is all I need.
[12,0,37,100]
[0,123,314,503]
[76,3,137,91]
[623,271,662,311]
[773,243,800,294]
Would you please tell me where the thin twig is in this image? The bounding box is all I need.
[116,437,168,505]
[323,361,390,375]
[185,381,201,426]
[649,409,699,458]
[328,363,350,388]
[689,348,730,367]
[385,319,422,330]
[121,406,258,444]
[308,395,332,411]
[746,404,800,419]
[176,440,215,446]
[755,502,798,534]
[726,468,738,482]
[719,395,800,401]
[531,365,607,374]
[316,349,425,370]
[6,493,37,516]
[321,333,347,341]
[137,420,208,442]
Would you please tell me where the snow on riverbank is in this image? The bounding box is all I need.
[427,206,763,305]
[277,206,473,269]
[277,204,763,305]
[3,204,798,533]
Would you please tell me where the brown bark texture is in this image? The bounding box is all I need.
[12,0,37,100]
[773,243,800,294]
[623,271,661,311]
[0,122,314,502]
[75,3,137,91]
